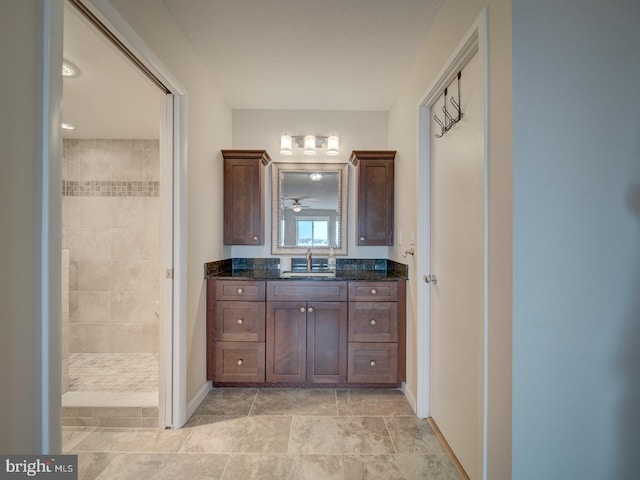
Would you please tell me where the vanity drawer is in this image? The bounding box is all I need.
[215,341,265,383]
[348,342,398,384]
[348,281,398,301]
[216,301,265,342]
[267,280,347,301]
[216,280,265,301]
[348,302,397,342]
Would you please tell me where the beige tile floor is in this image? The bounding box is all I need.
[63,388,460,480]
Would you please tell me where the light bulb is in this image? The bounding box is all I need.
[280,134,293,155]
[303,135,316,155]
[327,135,339,155]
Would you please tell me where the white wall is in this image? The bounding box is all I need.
[231,109,390,259]
[108,0,232,403]
[388,0,512,478]
[0,0,63,453]
[512,0,640,478]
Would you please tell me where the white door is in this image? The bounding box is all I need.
[429,51,484,479]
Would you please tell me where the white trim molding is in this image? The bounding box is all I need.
[415,7,489,477]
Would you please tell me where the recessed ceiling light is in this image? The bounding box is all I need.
[61,123,78,131]
[62,60,80,77]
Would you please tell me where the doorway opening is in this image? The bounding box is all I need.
[59,0,187,429]
[416,9,488,480]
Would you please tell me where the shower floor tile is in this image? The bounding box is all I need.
[68,353,158,392]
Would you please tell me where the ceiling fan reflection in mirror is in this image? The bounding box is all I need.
[283,197,312,213]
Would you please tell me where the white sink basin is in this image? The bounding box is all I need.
[280,270,336,278]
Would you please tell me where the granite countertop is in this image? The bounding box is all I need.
[204,258,408,281]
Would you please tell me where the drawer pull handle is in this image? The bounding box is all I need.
[300,307,306,313]
[237,288,244,294]
[237,318,244,325]
[370,319,377,326]
[307,307,314,313]
[253,236,258,241]
[237,358,244,366]
[369,360,376,367]
[370,288,377,295]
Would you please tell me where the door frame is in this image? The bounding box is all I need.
[415,7,489,473]
[60,0,189,429]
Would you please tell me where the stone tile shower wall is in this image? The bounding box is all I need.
[62,139,160,354]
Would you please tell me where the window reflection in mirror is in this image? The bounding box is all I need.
[271,163,348,255]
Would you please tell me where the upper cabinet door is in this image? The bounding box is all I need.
[350,151,396,246]
[222,150,271,245]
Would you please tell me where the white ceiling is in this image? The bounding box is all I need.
[162,0,443,110]
[62,5,163,139]
[62,1,442,139]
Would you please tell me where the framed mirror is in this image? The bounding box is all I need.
[272,163,348,255]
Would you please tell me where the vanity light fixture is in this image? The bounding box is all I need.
[62,59,80,77]
[309,173,324,181]
[279,133,340,156]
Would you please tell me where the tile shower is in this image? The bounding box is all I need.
[61,139,160,427]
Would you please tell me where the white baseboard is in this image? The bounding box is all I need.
[402,382,418,415]
[186,381,212,420]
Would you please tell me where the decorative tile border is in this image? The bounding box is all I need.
[62,180,159,197]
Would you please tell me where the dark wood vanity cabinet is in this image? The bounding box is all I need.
[207,278,405,387]
[207,280,266,383]
[266,301,347,384]
[349,151,396,246]
[266,281,348,384]
[221,150,271,245]
[347,281,405,384]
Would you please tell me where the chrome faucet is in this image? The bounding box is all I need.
[306,248,312,271]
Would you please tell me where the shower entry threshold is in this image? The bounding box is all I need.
[62,391,157,408]
[63,353,160,427]
[62,391,159,428]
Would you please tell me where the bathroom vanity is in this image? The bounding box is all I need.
[205,261,406,388]
[209,149,404,388]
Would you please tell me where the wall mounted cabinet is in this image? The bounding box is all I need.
[349,151,396,246]
[221,150,271,245]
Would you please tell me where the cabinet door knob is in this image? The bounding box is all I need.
[370,319,377,326]
[253,236,258,241]
[360,236,365,241]
[237,318,244,325]
[300,307,306,313]
[237,358,244,366]
[237,287,244,294]
[307,307,314,313]
[369,360,376,367]
[370,288,377,295]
